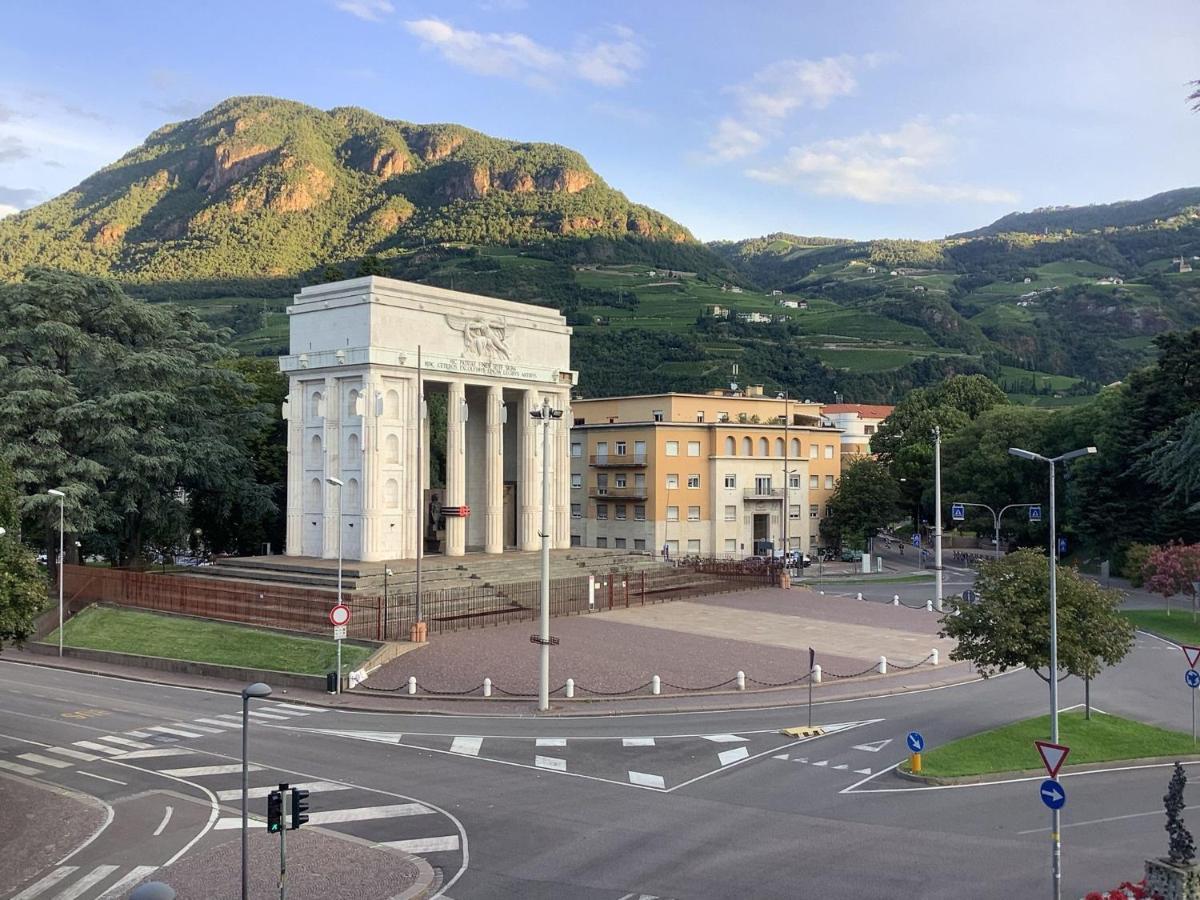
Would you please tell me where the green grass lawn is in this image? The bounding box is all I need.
[1124,609,1200,646]
[911,711,1197,778]
[46,606,372,675]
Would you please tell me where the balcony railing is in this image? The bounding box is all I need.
[589,453,648,467]
[589,486,649,500]
[743,487,785,500]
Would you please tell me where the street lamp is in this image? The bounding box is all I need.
[240,681,272,900]
[48,489,65,657]
[951,502,1038,560]
[1008,444,1096,900]
[529,397,563,712]
[326,477,345,694]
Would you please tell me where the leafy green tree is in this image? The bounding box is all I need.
[940,548,1134,716]
[820,457,901,550]
[0,270,275,566]
[318,264,345,283]
[356,255,387,277]
[0,460,45,651]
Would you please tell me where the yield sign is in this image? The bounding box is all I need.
[1035,740,1070,778]
[1183,645,1200,669]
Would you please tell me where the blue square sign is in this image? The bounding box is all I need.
[951,503,965,521]
[1029,505,1042,522]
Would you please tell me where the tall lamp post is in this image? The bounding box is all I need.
[1008,444,1097,900]
[529,397,563,712]
[326,477,344,694]
[48,489,66,657]
[933,427,943,612]
[240,681,273,900]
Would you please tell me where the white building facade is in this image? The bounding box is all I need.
[280,276,575,562]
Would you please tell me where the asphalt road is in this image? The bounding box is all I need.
[2,601,1194,900]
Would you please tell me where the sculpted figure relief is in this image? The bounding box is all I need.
[445,315,512,361]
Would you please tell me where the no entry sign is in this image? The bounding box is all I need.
[329,604,351,627]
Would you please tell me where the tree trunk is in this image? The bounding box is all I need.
[1085,675,1091,720]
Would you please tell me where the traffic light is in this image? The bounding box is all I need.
[290,788,310,830]
[267,790,283,833]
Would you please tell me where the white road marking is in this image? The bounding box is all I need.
[111,748,194,760]
[717,747,749,766]
[161,764,261,777]
[18,752,73,769]
[214,714,245,723]
[96,735,154,749]
[194,717,238,729]
[124,731,154,738]
[622,737,655,747]
[702,734,747,743]
[269,703,323,713]
[261,707,311,717]
[214,816,263,830]
[216,781,351,801]
[79,771,128,786]
[853,739,893,753]
[10,866,77,900]
[535,738,566,747]
[307,804,432,824]
[833,764,849,770]
[380,835,461,854]
[245,710,291,721]
[174,721,224,733]
[73,741,124,755]
[55,864,119,900]
[44,746,101,762]
[95,866,159,900]
[772,753,789,760]
[450,736,482,756]
[153,806,174,836]
[854,768,873,775]
[0,759,42,775]
[812,760,828,767]
[1017,809,1161,835]
[628,771,666,789]
[145,726,203,738]
[535,755,567,771]
[794,758,808,764]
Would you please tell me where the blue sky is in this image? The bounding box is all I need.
[0,0,1196,240]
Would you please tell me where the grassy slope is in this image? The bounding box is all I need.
[46,606,372,675]
[1124,609,1200,645]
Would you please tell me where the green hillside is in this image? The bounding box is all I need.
[953,187,1200,237]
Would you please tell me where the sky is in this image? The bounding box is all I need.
[0,0,1196,241]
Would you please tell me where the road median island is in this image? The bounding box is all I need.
[898,710,1200,784]
[0,776,108,897]
[1124,609,1200,647]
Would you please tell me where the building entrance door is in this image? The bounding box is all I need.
[753,512,770,555]
[504,482,517,548]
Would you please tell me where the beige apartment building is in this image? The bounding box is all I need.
[819,404,895,457]
[569,390,844,558]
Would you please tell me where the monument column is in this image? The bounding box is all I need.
[284,377,304,556]
[518,388,540,551]
[445,380,467,557]
[553,390,571,549]
[360,375,379,560]
[485,384,504,554]
[322,375,341,560]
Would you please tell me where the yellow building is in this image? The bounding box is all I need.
[570,389,844,557]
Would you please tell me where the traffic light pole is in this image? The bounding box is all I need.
[278,783,289,900]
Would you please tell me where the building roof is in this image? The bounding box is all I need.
[820,403,895,420]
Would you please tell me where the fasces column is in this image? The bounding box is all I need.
[485,384,504,554]
[445,380,466,557]
[553,391,571,549]
[285,377,304,556]
[518,389,540,551]
[360,374,380,561]
[322,375,341,560]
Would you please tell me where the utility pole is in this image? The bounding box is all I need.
[530,397,563,711]
[781,391,789,567]
[933,426,943,612]
[415,345,423,628]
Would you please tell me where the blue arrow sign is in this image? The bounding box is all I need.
[1040,779,1066,810]
[911,533,921,548]
[1186,669,1200,690]
[1058,537,1068,555]
[906,731,925,753]
[962,589,978,605]
[1029,505,1042,522]
[951,503,965,521]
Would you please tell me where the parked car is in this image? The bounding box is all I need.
[840,548,864,563]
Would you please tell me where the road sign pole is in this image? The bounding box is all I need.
[279,784,288,900]
[1193,687,1196,746]
[933,426,943,611]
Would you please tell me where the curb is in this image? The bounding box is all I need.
[896,753,1200,785]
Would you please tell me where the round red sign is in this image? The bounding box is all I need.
[329,604,351,627]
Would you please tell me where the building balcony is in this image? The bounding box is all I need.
[589,487,649,500]
[589,453,648,467]
[743,487,785,500]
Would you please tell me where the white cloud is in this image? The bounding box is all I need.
[404,19,643,88]
[335,0,394,22]
[0,203,19,218]
[746,118,1017,205]
[706,117,765,162]
[734,56,862,120]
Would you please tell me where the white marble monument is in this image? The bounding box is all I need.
[280,276,575,562]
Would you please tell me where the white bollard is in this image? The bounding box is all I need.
[893,594,900,606]
[931,649,939,666]
[856,592,863,601]
[819,591,825,596]
[925,599,933,612]
[736,670,746,691]
[878,655,887,675]
[588,575,595,609]
[483,677,492,698]
[812,664,822,684]
[651,675,661,695]
[566,677,575,698]
[407,676,417,695]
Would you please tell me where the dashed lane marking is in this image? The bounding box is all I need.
[79,771,127,786]
[194,717,239,729]
[306,803,434,825]
[112,748,194,760]
[124,730,154,738]
[628,771,666,789]
[0,759,42,775]
[702,734,748,743]
[153,806,173,837]
[536,738,566,747]
[260,706,312,718]
[622,737,655,747]
[18,752,73,769]
[717,747,749,767]
[450,736,482,756]
[161,764,261,777]
[380,835,461,854]
[535,755,567,772]
[73,740,124,755]
[812,760,828,767]
[173,721,224,733]
[216,780,351,801]
[269,703,324,713]
[145,726,203,739]
[45,747,101,762]
[245,710,292,721]
[96,735,154,749]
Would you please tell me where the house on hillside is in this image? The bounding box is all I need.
[1023,277,1032,284]
[912,285,927,293]
[770,289,783,296]
[1176,257,1193,273]
[778,299,799,308]
[797,300,808,309]
[704,304,730,319]
[736,311,771,323]
[866,266,877,274]
[1097,276,1125,285]
[889,270,899,276]
[729,286,744,294]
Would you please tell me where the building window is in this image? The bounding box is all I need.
[310,433,323,459]
[634,539,646,550]
[635,504,646,521]
[755,475,772,494]
[810,444,819,459]
[687,475,700,489]
[571,473,582,489]
[571,534,582,547]
[791,437,801,457]
[789,504,801,520]
[717,411,729,422]
[615,441,626,455]
[634,473,646,489]
[810,474,819,489]
[615,504,627,520]
[653,410,664,422]
[384,478,399,508]
[687,505,700,522]
[615,537,627,549]
[666,539,679,556]
[725,538,737,552]
[687,539,701,554]
[864,424,876,435]
[574,417,585,426]
[665,440,679,456]
[596,473,609,493]
[810,534,818,547]
[307,477,322,509]
[824,444,835,459]
[759,437,769,456]
[383,389,399,419]
[789,474,802,489]
[615,474,627,488]
[596,503,608,520]
[825,475,835,489]
[571,442,583,458]
[596,441,608,459]
[724,504,737,522]
[725,436,736,455]
[696,411,705,422]
[775,437,785,457]
[810,504,819,518]
[310,391,324,419]
[724,473,736,488]
[385,433,400,464]
[687,441,701,457]
[666,473,679,489]
[667,505,679,522]
[634,440,646,460]
[571,503,582,518]
[823,505,831,517]
[596,536,608,548]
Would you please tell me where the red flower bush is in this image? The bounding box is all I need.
[1082,880,1157,900]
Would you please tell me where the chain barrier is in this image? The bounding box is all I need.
[658,676,739,692]
[885,653,936,671]
[822,663,884,681]
[745,672,812,688]
[573,680,657,697]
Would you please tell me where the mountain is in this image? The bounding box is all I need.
[0,96,697,283]
[953,187,1200,238]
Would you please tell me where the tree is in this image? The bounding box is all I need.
[820,457,900,550]
[356,255,386,277]
[1145,542,1200,622]
[0,460,46,652]
[939,548,1134,716]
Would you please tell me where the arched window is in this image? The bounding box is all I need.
[307,477,322,509]
[791,438,801,458]
[724,436,736,456]
[742,436,753,456]
[758,437,769,456]
[347,432,361,458]
[385,433,400,464]
[347,389,360,418]
[384,478,399,508]
[310,433,322,459]
[775,437,785,457]
[384,389,400,419]
[346,478,360,510]
[310,391,324,419]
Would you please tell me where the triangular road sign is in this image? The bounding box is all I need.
[1035,740,1070,778]
[1183,645,1200,669]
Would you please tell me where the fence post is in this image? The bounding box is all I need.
[483,677,492,698]
[608,574,614,610]
[931,649,939,666]
[407,676,417,695]
[736,670,746,691]
[588,575,595,610]
[566,678,574,699]
[651,675,661,695]
[925,599,933,612]
[893,594,900,606]
[623,574,629,609]
[877,656,887,675]
[641,571,646,605]
[812,664,822,684]
[376,596,382,641]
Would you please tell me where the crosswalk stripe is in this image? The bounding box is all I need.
[450,736,482,756]
[260,707,310,717]
[216,781,351,801]
[146,726,203,738]
[55,864,119,900]
[73,741,124,755]
[380,835,461,854]
[535,755,567,771]
[162,764,261,777]
[535,738,566,747]
[307,804,432,824]
[717,747,749,767]
[0,759,43,775]
[194,717,239,729]
[245,710,291,721]
[702,734,747,743]
[10,865,77,899]
[173,721,224,734]
[269,703,322,713]
[124,730,154,738]
[628,771,666,789]
[215,816,263,830]
[214,714,245,722]
[112,748,194,760]
[44,747,101,762]
[622,737,655,747]
[96,735,154,749]
[95,865,160,900]
[18,753,73,769]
